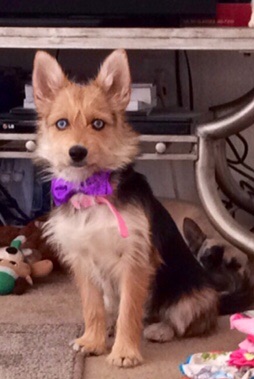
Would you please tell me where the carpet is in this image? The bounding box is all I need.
[0,323,84,379]
[0,272,244,379]
[84,317,243,379]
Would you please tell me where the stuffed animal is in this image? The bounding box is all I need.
[0,218,61,269]
[0,235,53,295]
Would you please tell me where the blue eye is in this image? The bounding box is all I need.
[92,119,105,131]
[56,119,69,130]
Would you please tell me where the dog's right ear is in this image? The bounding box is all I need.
[32,51,66,112]
[183,217,207,255]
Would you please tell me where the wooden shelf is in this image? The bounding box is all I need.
[0,133,197,161]
[1,27,254,50]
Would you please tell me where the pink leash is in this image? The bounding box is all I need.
[70,194,129,238]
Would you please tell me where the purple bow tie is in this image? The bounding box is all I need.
[51,171,113,206]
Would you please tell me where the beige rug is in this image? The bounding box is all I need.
[0,323,84,379]
[0,272,244,379]
[84,317,243,379]
[0,272,85,379]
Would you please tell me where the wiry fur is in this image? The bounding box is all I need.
[33,49,218,367]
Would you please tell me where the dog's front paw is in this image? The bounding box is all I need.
[107,346,143,367]
[70,336,106,356]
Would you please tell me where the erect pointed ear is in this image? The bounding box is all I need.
[95,49,131,111]
[183,217,207,255]
[32,51,66,112]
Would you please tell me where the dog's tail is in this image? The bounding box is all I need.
[219,277,254,315]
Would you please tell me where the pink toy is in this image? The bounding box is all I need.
[229,312,254,367]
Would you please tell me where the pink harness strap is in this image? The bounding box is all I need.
[70,194,129,238]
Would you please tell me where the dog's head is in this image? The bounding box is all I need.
[32,49,139,181]
[182,217,224,269]
[182,217,247,270]
[182,217,251,293]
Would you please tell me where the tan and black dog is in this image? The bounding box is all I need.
[33,49,220,367]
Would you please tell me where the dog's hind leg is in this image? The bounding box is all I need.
[169,288,218,338]
[144,322,175,342]
[144,287,218,342]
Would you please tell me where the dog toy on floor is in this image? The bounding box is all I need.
[180,351,254,379]
[229,312,254,368]
[0,235,53,295]
[180,311,254,379]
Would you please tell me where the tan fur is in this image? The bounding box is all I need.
[35,82,139,182]
[73,268,107,355]
[107,265,151,367]
[33,50,139,183]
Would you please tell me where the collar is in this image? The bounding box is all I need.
[51,171,128,238]
[51,170,112,206]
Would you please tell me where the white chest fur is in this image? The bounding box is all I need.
[44,201,151,291]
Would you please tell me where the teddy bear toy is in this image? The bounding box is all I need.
[0,218,61,269]
[0,235,53,295]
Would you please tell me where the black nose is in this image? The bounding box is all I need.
[69,145,88,162]
[6,247,18,255]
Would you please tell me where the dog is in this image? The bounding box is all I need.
[161,199,254,314]
[32,49,219,368]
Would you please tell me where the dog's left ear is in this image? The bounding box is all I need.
[183,217,207,255]
[96,49,131,111]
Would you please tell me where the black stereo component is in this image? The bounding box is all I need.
[0,0,216,27]
[127,111,197,135]
[0,108,197,135]
[0,110,36,133]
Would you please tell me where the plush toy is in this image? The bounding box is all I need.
[0,235,53,295]
[0,225,21,246]
[0,218,61,269]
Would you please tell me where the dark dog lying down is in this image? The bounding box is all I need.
[161,198,254,315]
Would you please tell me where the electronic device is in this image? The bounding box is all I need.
[0,111,36,133]
[0,0,216,27]
[0,108,196,135]
[127,111,195,135]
